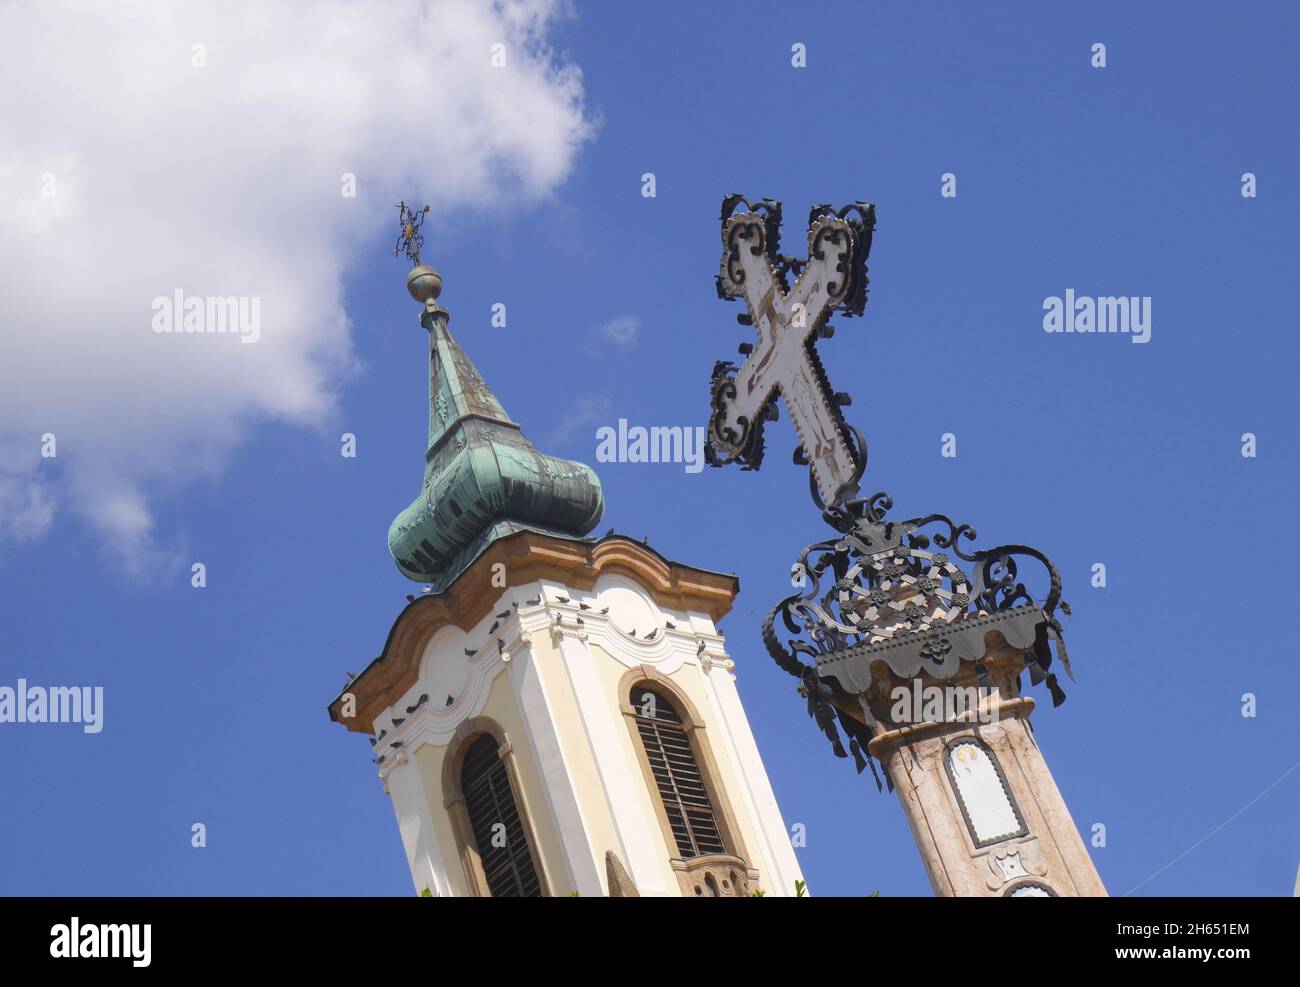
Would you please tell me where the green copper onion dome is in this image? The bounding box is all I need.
[388,265,604,588]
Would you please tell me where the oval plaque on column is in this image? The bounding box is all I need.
[945,738,1028,847]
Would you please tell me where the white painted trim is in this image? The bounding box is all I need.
[507,631,605,896]
[372,592,545,756]
[385,753,452,897]
[551,627,671,895]
[699,659,806,897]
[528,576,727,675]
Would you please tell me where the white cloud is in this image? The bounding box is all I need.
[588,314,640,352]
[0,470,54,545]
[0,0,592,574]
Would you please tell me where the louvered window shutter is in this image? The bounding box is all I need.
[460,734,542,897]
[631,687,727,858]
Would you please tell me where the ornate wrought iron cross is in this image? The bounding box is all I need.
[707,196,876,507]
[393,201,431,265]
[702,194,1074,794]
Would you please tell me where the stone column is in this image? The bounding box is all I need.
[864,646,1107,897]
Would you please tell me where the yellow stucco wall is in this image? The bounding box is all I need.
[410,661,578,896]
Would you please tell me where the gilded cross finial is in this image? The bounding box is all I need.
[393,201,431,265]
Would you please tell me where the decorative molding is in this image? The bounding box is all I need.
[368,578,738,764]
[867,694,1035,759]
[617,665,707,727]
[984,838,1049,891]
[371,623,522,759]
[549,612,589,643]
[700,651,735,673]
[330,531,738,734]
[539,576,728,676]
[378,748,408,792]
[672,854,757,897]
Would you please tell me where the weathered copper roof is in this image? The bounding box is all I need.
[387,275,603,588]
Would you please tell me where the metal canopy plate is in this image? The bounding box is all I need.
[814,605,1046,693]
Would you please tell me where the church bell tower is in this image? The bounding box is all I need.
[328,251,805,897]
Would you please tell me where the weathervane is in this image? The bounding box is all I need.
[705,194,1073,791]
[393,201,431,265]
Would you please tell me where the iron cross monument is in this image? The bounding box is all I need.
[701,194,1107,897]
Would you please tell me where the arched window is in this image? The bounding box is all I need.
[629,686,727,858]
[459,733,542,897]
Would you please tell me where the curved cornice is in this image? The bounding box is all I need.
[328,530,738,734]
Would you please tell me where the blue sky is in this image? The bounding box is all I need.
[1,0,1297,896]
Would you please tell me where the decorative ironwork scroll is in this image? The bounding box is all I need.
[702,194,1076,792]
[707,196,875,507]
[762,491,1074,788]
[394,201,431,265]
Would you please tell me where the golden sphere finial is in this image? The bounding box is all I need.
[406,265,442,304]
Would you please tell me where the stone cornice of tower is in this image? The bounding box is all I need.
[369,602,733,771]
[328,529,739,734]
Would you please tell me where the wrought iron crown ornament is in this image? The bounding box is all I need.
[762,491,1074,790]
[704,194,1074,791]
